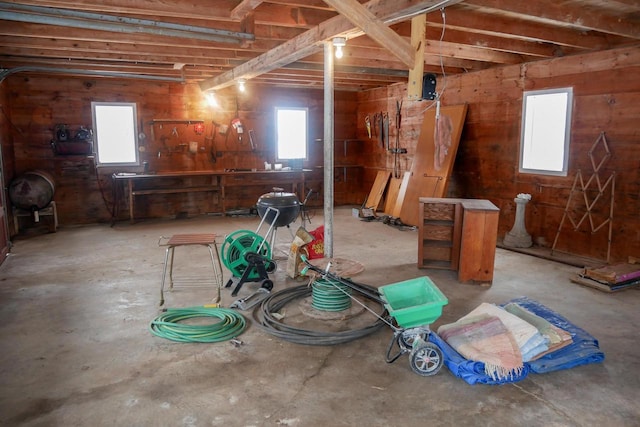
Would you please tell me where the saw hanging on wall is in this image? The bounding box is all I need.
[382,112,389,150]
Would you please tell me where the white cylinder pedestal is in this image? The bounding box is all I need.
[504,197,532,248]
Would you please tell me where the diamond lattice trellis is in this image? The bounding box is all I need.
[552,132,615,262]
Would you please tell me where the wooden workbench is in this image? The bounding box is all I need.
[112,170,306,223]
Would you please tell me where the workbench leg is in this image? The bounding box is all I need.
[128,180,134,224]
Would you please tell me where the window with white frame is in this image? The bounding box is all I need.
[519,87,573,176]
[91,102,139,166]
[275,107,308,161]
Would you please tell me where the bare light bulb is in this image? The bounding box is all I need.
[332,37,346,59]
[238,79,246,92]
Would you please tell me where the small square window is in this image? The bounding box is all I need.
[519,88,573,176]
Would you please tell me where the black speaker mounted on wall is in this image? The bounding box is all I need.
[422,73,437,100]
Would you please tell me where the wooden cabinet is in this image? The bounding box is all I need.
[418,199,463,270]
[419,198,499,285]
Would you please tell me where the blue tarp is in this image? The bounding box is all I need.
[428,296,605,385]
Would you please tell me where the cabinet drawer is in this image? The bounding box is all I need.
[422,224,454,241]
[423,203,456,221]
[421,245,453,262]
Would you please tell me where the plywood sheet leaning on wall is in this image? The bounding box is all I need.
[398,104,468,226]
[365,170,391,212]
[391,171,411,218]
[383,175,404,216]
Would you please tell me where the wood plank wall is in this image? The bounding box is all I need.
[1,76,358,229]
[356,45,640,263]
[0,81,15,261]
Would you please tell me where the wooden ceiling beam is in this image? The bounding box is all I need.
[424,39,523,64]
[0,22,289,54]
[322,0,415,68]
[439,7,620,50]
[199,0,460,91]
[231,0,264,20]
[465,0,640,40]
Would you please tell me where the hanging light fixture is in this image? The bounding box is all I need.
[332,37,346,59]
[237,78,246,92]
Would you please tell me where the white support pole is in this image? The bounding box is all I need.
[323,41,335,258]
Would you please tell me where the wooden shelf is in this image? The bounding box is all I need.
[150,119,204,124]
[131,186,220,196]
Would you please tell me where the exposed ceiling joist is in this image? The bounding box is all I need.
[0,1,254,44]
[465,0,640,40]
[199,0,461,91]
[1,0,637,91]
[322,0,415,68]
[231,0,265,20]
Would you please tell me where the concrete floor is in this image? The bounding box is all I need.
[0,207,638,426]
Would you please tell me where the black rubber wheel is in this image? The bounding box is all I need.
[261,279,274,291]
[409,342,443,376]
[266,260,277,273]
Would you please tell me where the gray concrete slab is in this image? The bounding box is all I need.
[1,207,638,426]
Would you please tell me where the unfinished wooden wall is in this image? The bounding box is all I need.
[357,45,640,263]
[0,80,14,261]
[2,76,358,228]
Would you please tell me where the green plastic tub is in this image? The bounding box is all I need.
[379,276,448,328]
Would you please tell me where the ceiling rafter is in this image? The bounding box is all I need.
[0,0,637,91]
[199,0,462,91]
[231,0,265,20]
[465,0,640,40]
[322,0,415,68]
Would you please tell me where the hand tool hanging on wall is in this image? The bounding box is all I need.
[373,113,382,139]
[382,112,389,150]
[231,95,244,144]
[365,115,371,139]
[207,120,219,163]
[392,100,407,178]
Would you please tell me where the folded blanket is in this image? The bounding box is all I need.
[438,314,523,381]
[508,297,604,373]
[459,303,542,356]
[504,302,573,361]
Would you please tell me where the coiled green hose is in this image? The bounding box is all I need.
[149,307,246,343]
[311,278,352,312]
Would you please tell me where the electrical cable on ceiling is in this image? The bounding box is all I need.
[252,284,387,345]
[149,306,246,343]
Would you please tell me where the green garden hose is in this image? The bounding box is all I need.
[311,278,352,312]
[149,306,246,343]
